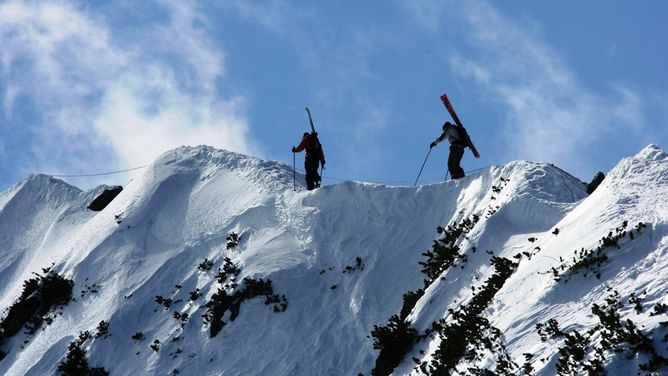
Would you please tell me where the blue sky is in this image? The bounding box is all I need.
[1,0,666,191]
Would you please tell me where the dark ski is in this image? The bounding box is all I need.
[440,94,480,158]
[304,107,324,158]
[305,107,317,134]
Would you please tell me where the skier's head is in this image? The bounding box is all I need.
[303,132,310,138]
[442,121,454,130]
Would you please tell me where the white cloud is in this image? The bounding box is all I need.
[153,1,225,92]
[0,0,255,184]
[0,1,125,101]
[93,67,251,167]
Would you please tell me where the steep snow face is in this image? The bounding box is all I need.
[0,145,665,376]
[0,175,87,309]
[396,144,668,375]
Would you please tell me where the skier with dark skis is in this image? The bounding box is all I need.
[292,132,325,190]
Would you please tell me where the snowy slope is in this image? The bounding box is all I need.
[0,145,666,376]
[396,145,668,375]
[0,175,95,310]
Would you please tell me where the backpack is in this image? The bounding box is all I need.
[455,126,469,141]
[307,133,324,161]
[451,126,470,147]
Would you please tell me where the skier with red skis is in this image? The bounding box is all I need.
[430,94,480,180]
[430,121,475,179]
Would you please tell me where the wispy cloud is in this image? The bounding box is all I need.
[0,0,255,186]
[455,1,642,168]
[221,1,379,98]
[220,1,393,178]
[220,0,301,35]
[649,92,668,147]
[405,0,650,175]
[338,105,391,181]
[93,69,251,167]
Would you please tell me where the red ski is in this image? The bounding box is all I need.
[440,94,480,158]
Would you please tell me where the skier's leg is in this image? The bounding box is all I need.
[305,169,315,190]
[448,145,465,179]
[305,157,319,190]
[304,160,313,190]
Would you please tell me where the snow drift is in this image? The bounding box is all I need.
[0,145,666,375]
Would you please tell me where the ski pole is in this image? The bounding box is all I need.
[414,148,432,187]
[293,152,296,191]
[445,170,450,181]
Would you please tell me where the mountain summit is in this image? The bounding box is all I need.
[0,145,666,375]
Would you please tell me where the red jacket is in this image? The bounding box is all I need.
[293,134,325,164]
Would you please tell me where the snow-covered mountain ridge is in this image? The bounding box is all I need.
[0,145,666,375]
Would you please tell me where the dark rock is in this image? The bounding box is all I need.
[586,172,605,194]
[88,186,123,211]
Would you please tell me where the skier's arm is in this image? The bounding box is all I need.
[430,133,446,148]
[292,137,308,153]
